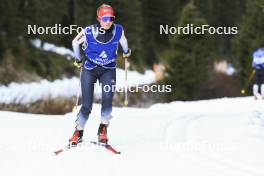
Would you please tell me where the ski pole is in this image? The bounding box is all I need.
[240,69,256,94]
[124,58,128,106]
[72,67,82,112]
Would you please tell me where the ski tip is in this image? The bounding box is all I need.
[111,149,121,155]
[54,149,63,156]
[90,141,121,154]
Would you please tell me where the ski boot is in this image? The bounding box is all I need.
[97,123,108,144]
[69,127,83,146]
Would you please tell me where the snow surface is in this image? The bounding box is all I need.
[0,69,155,104]
[0,97,264,176]
[31,39,74,59]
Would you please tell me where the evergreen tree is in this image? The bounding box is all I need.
[75,0,95,26]
[195,0,246,57]
[114,0,144,68]
[166,2,214,100]
[60,0,76,48]
[141,0,185,66]
[17,0,40,37]
[233,0,264,85]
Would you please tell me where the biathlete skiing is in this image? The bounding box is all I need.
[252,45,264,99]
[69,3,131,146]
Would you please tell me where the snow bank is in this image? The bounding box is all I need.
[0,69,155,104]
[31,39,74,59]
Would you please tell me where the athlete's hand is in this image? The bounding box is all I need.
[73,59,83,68]
[123,48,131,59]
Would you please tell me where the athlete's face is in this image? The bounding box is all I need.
[98,16,114,30]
